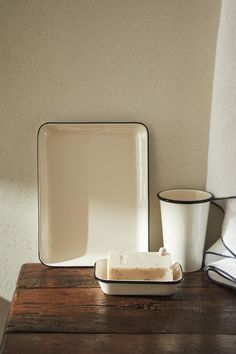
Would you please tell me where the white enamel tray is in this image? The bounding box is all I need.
[94,259,183,295]
[37,122,149,266]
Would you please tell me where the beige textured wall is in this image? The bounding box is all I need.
[0,0,220,339]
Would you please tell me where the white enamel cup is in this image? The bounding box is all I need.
[158,189,213,272]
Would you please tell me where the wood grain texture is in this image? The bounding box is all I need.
[2,334,236,354]
[6,285,236,334]
[1,263,236,354]
[16,264,98,289]
[17,263,216,289]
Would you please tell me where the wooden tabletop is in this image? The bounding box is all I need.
[1,263,236,354]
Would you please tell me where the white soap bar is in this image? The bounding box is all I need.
[107,248,173,281]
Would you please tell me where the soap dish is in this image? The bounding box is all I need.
[94,258,183,296]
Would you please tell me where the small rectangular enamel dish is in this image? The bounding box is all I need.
[94,259,183,296]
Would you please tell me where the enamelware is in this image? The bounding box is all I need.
[38,122,149,266]
[94,258,183,295]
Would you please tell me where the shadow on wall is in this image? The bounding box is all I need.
[205,202,225,250]
[0,297,10,344]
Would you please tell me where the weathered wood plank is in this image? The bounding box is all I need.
[16,263,222,289]
[17,264,98,289]
[9,286,236,309]
[1,334,236,354]
[6,287,236,335]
